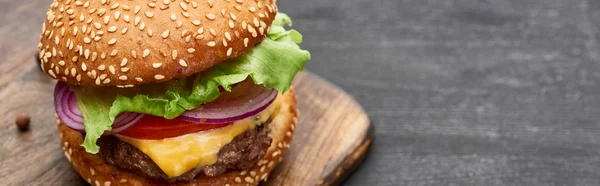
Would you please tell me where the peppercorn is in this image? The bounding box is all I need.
[16,113,30,131]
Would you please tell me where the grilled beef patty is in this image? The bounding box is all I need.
[97,124,272,182]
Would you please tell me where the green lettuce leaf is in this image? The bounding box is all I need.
[71,12,310,153]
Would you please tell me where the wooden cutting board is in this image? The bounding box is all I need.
[0,59,373,186]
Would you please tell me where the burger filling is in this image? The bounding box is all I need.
[99,123,271,182]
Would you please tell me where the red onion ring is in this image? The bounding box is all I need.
[180,85,278,124]
[54,82,144,133]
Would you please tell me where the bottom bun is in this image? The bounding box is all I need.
[57,89,298,186]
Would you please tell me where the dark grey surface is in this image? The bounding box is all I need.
[278,0,600,185]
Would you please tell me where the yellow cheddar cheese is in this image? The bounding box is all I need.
[117,94,282,178]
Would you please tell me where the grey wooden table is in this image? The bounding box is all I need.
[279,0,600,185]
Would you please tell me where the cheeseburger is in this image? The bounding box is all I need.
[38,0,309,185]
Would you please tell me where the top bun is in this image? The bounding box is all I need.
[38,0,277,87]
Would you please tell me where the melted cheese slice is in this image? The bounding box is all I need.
[117,95,282,178]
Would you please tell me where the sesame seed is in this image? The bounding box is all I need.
[131,50,137,58]
[250,171,256,176]
[92,52,98,61]
[107,26,117,32]
[70,68,76,77]
[234,177,242,183]
[121,58,128,66]
[223,38,228,47]
[121,67,129,72]
[230,12,237,20]
[58,60,65,66]
[170,13,176,21]
[205,14,216,20]
[191,1,197,8]
[90,168,96,176]
[209,28,216,36]
[154,74,165,80]
[100,52,107,59]
[179,59,188,67]
[143,49,150,58]
[259,13,265,18]
[227,48,232,56]
[139,22,146,30]
[122,5,130,10]
[110,49,118,56]
[225,32,231,41]
[134,16,141,25]
[163,0,169,4]
[253,18,259,27]
[249,6,256,12]
[108,38,117,45]
[100,74,108,80]
[121,27,128,34]
[103,78,111,84]
[161,30,170,38]
[81,63,87,72]
[147,29,153,36]
[235,5,242,11]
[245,177,254,183]
[152,63,162,68]
[228,20,234,28]
[48,70,57,78]
[179,2,187,10]
[114,11,121,20]
[172,50,178,59]
[187,48,195,53]
[118,75,127,80]
[268,161,274,168]
[182,11,190,18]
[104,181,111,186]
[197,27,204,34]
[111,3,119,9]
[260,165,266,172]
[135,77,143,82]
[84,49,90,59]
[134,6,140,14]
[98,65,106,71]
[176,21,183,28]
[109,66,116,74]
[84,37,91,43]
[124,15,130,22]
[145,11,154,18]
[273,150,280,157]
[192,20,201,25]
[221,9,226,16]
[242,21,247,29]
[207,41,216,47]
[147,2,156,8]
[244,38,249,47]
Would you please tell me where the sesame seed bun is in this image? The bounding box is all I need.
[39,0,277,87]
[56,89,297,186]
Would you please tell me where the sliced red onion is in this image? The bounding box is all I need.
[54,82,144,134]
[180,85,278,124]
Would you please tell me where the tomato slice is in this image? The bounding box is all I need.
[118,115,231,140]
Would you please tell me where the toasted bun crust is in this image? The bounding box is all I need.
[39,0,277,87]
[57,89,297,186]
